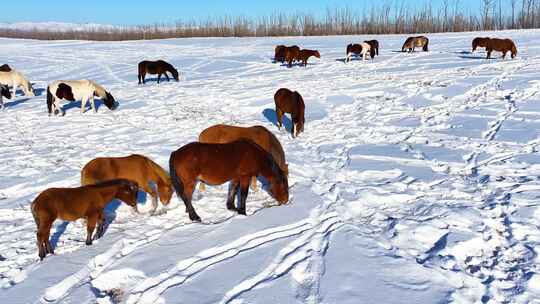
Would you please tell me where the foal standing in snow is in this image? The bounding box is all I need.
[46,80,117,115]
[0,69,35,97]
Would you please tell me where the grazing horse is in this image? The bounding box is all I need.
[0,64,11,72]
[297,49,321,66]
[198,124,289,191]
[274,88,305,138]
[284,45,301,68]
[402,36,429,52]
[0,69,34,97]
[274,45,287,63]
[0,84,12,109]
[364,40,379,56]
[169,140,289,221]
[31,179,139,260]
[485,38,518,59]
[81,154,173,214]
[46,80,117,115]
[346,43,372,62]
[472,37,491,53]
[138,60,179,84]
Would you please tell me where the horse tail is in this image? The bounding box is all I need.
[46,86,53,115]
[169,152,184,200]
[423,38,429,52]
[31,200,40,228]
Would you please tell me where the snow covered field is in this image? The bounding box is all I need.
[1,30,540,303]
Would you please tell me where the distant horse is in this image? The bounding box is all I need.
[0,84,12,109]
[0,64,11,72]
[198,124,289,191]
[138,60,179,84]
[46,80,117,115]
[472,37,491,52]
[31,179,139,260]
[274,88,305,138]
[402,36,429,52]
[274,45,287,63]
[297,49,321,66]
[169,140,289,221]
[284,45,301,68]
[81,154,173,214]
[0,69,34,97]
[485,38,517,59]
[364,40,379,56]
[346,43,371,62]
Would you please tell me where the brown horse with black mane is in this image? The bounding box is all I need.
[0,64,11,72]
[472,37,491,53]
[199,124,289,191]
[138,60,179,84]
[296,49,320,66]
[364,40,379,56]
[284,45,301,67]
[485,38,518,59]
[274,88,305,138]
[81,154,173,215]
[31,179,139,260]
[402,36,429,52]
[169,140,289,221]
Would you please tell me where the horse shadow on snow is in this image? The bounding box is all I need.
[263,108,293,134]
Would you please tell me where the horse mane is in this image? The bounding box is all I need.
[294,91,305,121]
[145,157,171,185]
[89,80,108,98]
[87,178,134,188]
[243,139,285,178]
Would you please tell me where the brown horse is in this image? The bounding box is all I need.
[274,45,287,63]
[364,40,379,56]
[138,60,179,84]
[81,154,173,214]
[402,36,429,52]
[296,49,320,66]
[472,37,491,52]
[169,140,289,221]
[485,38,518,59]
[274,88,305,138]
[199,124,289,191]
[31,179,139,260]
[0,64,11,72]
[284,45,301,68]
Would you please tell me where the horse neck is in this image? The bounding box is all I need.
[91,81,107,98]
[257,152,279,181]
[95,184,122,207]
[146,159,170,186]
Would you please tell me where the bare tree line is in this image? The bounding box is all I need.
[2,1,540,41]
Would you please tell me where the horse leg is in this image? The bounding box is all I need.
[142,72,146,84]
[157,73,161,84]
[487,50,492,59]
[86,214,98,245]
[237,177,250,215]
[276,109,283,129]
[250,176,258,192]
[165,73,170,82]
[291,116,296,138]
[143,183,159,215]
[90,96,96,113]
[502,51,507,60]
[226,180,239,211]
[80,97,87,113]
[181,181,201,222]
[199,182,206,192]
[95,210,105,240]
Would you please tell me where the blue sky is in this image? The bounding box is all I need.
[4,1,484,25]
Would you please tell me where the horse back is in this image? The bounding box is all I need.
[274,88,297,113]
[81,155,149,186]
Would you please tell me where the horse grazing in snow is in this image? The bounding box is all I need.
[485,38,518,59]
[274,88,305,138]
[138,60,179,84]
[0,69,34,97]
[402,36,429,52]
[31,179,139,260]
[81,154,173,215]
[0,84,12,109]
[472,37,491,53]
[46,80,117,115]
[284,45,301,68]
[364,40,379,56]
[274,45,287,63]
[296,49,321,66]
[346,43,372,62]
[169,140,289,222]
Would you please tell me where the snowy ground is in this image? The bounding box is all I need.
[1,30,540,303]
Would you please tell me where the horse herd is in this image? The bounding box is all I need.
[0,35,518,260]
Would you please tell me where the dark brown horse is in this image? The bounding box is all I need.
[199,124,289,191]
[81,154,173,214]
[296,49,321,66]
[472,37,491,52]
[402,36,429,52]
[274,45,287,63]
[485,38,518,59]
[364,40,379,56]
[284,45,301,68]
[0,64,11,72]
[169,140,289,221]
[31,179,139,260]
[274,88,305,137]
[138,60,179,84]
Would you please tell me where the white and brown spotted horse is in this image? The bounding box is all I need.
[46,80,117,115]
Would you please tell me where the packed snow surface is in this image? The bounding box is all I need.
[1,30,540,303]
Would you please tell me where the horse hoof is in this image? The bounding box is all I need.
[237,210,247,216]
[86,240,93,246]
[189,214,202,222]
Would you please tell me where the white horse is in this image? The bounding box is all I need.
[0,69,35,97]
[0,84,12,109]
[46,80,117,116]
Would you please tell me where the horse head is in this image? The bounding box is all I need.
[0,85,11,99]
[116,180,139,211]
[102,91,118,110]
[26,81,35,96]
[268,162,289,205]
[158,177,174,205]
[171,67,180,82]
[313,50,321,59]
